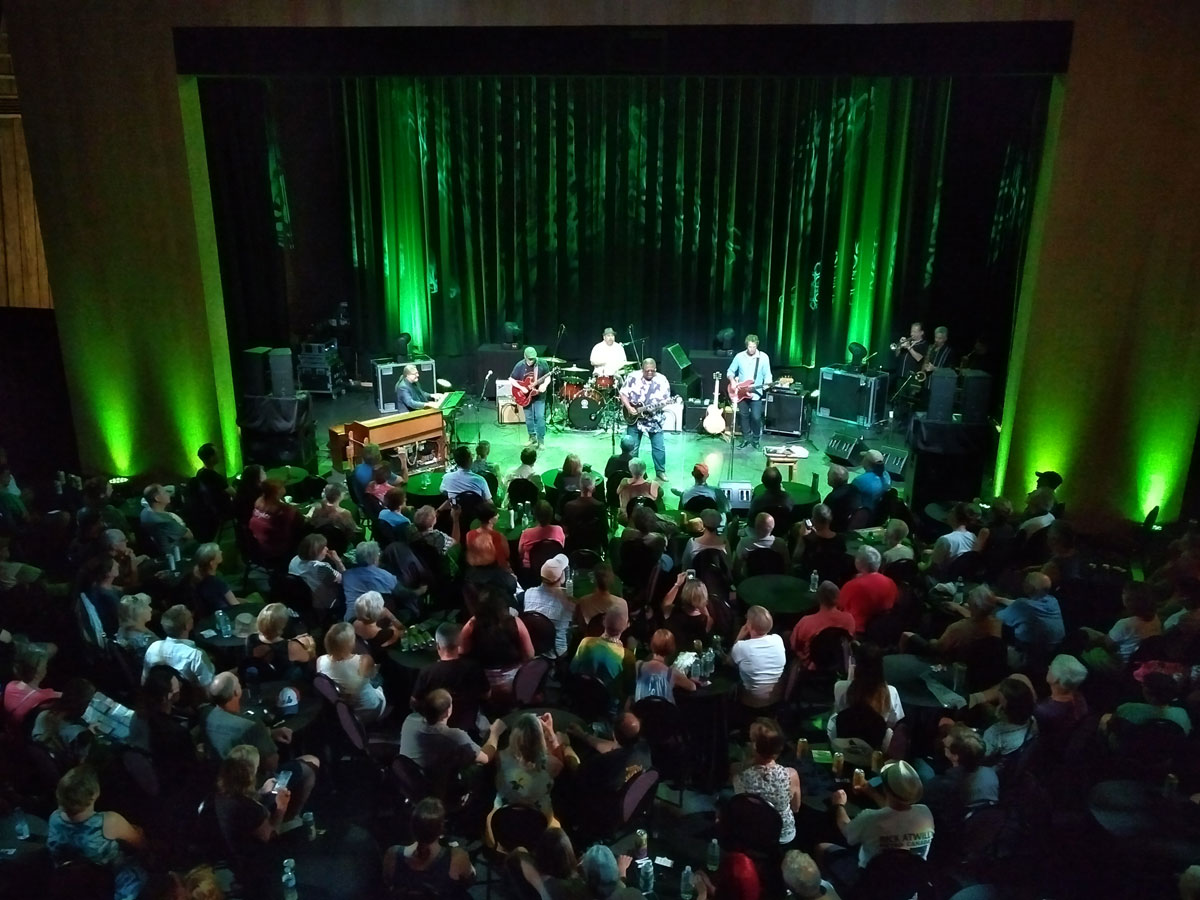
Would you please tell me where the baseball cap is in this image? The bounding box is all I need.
[276,686,300,715]
[523,346,538,360]
[863,449,884,466]
[1036,470,1063,489]
[881,759,923,805]
[580,845,621,897]
[540,553,570,582]
[692,462,709,479]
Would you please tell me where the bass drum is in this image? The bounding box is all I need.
[567,390,606,430]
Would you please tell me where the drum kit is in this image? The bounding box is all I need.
[539,357,638,432]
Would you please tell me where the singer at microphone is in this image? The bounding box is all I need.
[590,325,631,379]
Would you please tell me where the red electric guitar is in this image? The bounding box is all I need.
[727,378,757,403]
[511,367,560,407]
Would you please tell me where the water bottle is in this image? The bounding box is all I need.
[281,858,298,900]
[706,838,721,872]
[13,808,30,840]
[302,811,316,841]
[955,576,965,605]
[809,570,819,592]
[564,567,574,596]
[679,865,695,899]
[638,859,655,895]
[216,610,232,638]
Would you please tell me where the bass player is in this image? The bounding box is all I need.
[619,357,672,483]
[726,333,773,450]
[509,346,550,449]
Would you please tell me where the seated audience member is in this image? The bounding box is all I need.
[79,475,131,534]
[246,602,316,680]
[620,505,673,575]
[492,712,574,835]
[570,605,635,700]
[212,751,292,890]
[981,677,1038,758]
[730,606,787,709]
[48,765,147,900]
[383,798,477,898]
[796,503,848,579]
[996,572,1065,665]
[3,643,60,730]
[288,532,346,612]
[881,518,913,565]
[732,717,801,844]
[828,644,904,749]
[1080,580,1162,670]
[341,540,402,620]
[524,553,577,657]
[464,502,515,590]
[232,464,266,528]
[351,590,405,657]
[247,478,299,565]
[568,711,652,793]
[517,828,580,897]
[505,446,540,488]
[820,761,934,894]
[378,486,410,530]
[411,623,491,736]
[750,465,793,519]
[128,666,196,772]
[824,464,861,532]
[140,483,193,557]
[366,465,396,503]
[605,434,637,487]
[782,850,843,900]
[1019,487,1056,539]
[519,500,566,568]
[661,576,714,648]
[554,453,586,498]
[317,622,386,723]
[1034,654,1089,742]
[672,462,729,513]
[115,592,156,662]
[471,440,497,476]
[1163,577,1200,632]
[460,587,535,695]
[1041,521,1083,587]
[33,678,96,764]
[922,502,977,576]
[921,726,999,828]
[633,629,697,702]
[103,528,148,592]
[353,443,395,495]
[735,512,790,576]
[443,445,492,501]
[976,497,1019,571]
[310,482,359,534]
[142,604,215,688]
[837,546,898,635]
[791,581,855,668]
[79,554,123,637]
[682,508,729,569]
[1101,670,1192,739]
[578,844,641,900]
[617,459,660,515]
[851,450,891,515]
[400,689,505,790]
[562,475,607,546]
[903,585,1002,662]
[574,563,628,628]
[412,504,456,553]
[189,542,242,615]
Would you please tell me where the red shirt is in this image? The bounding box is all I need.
[790,606,858,666]
[467,527,511,571]
[518,524,565,568]
[837,572,898,634]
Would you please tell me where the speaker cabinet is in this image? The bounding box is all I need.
[926,368,957,423]
[817,367,886,426]
[477,344,545,399]
[959,369,992,425]
[268,348,295,398]
[824,432,865,466]
[668,373,700,400]
[374,361,402,413]
[764,390,806,435]
[660,343,692,382]
[496,380,526,424]
[242,347,271,396]
[683,401,734,433]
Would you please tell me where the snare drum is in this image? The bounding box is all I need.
[594,374,615,391]
[559,381,585,402]
[567,390,605,430]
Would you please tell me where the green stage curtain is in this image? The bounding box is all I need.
[342,75,954,368]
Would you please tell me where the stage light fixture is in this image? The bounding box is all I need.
[502,321,522,347]
[715,328,736,355]
[847,342,868,367]
[395,332,412,362]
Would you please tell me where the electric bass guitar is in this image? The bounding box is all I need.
[702,372,726,435]
[728,376,771,404]
[511,367,560,407]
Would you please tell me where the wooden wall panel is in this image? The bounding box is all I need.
[0,116,52,308]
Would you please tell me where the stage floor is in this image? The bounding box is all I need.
[309,385,912,499]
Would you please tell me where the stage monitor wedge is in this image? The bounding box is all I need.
[660,343,692,382]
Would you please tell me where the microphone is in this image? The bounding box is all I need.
[484,369,494,380]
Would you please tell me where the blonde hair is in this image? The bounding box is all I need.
[228,743,260,773]
[118,592,152,627]
[183,866,225,900]
[508,713,548,769]
[679,580,709,612]
[256,602,290,641]
[324,622,356,656]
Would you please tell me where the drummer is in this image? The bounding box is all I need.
[589,327,629,383]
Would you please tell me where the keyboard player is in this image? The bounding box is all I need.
[396,364,446,411]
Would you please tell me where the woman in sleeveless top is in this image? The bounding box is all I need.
[47,765,147,900]
[617,459,659,519]
[383,798,475,898]
[634,629,697,704]
[460,588,534,693]
[317,622,386,722]
[245,603,315,681]
[731,718,801,844]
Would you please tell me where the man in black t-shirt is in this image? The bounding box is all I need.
[894,321,928,380]
[410,623,490,737]
[509,346,549,449]
[191,443,234,543]
[568,711,653,793]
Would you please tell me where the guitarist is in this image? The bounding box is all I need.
[619,358,672,483]
[508,346,549,449]
[726,334,773,450]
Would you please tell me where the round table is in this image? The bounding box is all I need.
[736,574,817,617]
[0,810,50,885]
[883,653,962,710]
[387,645,439,673]
[242,679,324,737]
[406,472,446,506]
[266,465,310,486]
[1089,779,1200,865]
[753,481,820,509]
[194,600,267,660]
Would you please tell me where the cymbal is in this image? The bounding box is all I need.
[561,365,589,374]
[543,356,567,364]
[436,378,453,388]
[617,362,638,371]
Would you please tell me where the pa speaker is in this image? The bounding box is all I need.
[926,369,956,423]
[242,347,271,396]
[660,343,692,382]
[960,370,992,425]
[268,348,295,398]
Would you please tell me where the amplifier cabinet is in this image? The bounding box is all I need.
[817,367,887,427]
[764,390,806,436]
[496,380,526,424]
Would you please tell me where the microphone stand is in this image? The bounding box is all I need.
[547,324,566,429]
[472,373,493,443]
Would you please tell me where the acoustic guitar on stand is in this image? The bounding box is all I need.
[702,372,726,435]
[511,367,560,407]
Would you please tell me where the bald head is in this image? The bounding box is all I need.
[746,605,773,636]
[753,512,775,538]
[827,465,848,487]
[210,671,240,707]
[1024,572,1052,597]
[614,712,641,746]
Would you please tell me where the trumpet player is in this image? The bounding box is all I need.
[891,322,928,381]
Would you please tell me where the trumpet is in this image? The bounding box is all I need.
[914,370,927,383]
[890,338,911,351]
